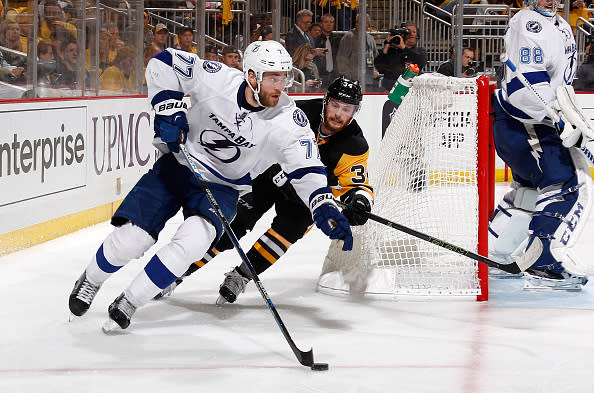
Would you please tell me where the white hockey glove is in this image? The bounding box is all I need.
[556,85,594,148]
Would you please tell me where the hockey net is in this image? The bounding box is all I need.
[317,74,493,300]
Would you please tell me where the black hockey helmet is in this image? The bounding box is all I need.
[325,76,363,106]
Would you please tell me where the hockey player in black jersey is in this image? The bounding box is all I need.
[155,76,374,303]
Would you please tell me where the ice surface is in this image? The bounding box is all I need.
[1,184,594,393]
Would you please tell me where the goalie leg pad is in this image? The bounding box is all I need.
[488,182,537,265]
[519,148,592,277]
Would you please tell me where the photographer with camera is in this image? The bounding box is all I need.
[437,46,477,78]
[374,22,427,92]
[573,36,594,92]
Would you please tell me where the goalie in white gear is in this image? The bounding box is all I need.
[68,40,354,330]
[490,0,591,289]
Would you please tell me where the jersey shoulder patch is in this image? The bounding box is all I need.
[203,61,222,73]
[292,108,309,127]
[525,20,542,34]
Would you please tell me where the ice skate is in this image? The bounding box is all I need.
[69,271,101,319]
[102,293,137,333]
[523,269,588,291]
[153,278,184,300]
[217,267,250,305]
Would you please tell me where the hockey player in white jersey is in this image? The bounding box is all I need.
[67,40,353,330]
[489,0,591,289]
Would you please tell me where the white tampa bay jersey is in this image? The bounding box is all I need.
[496,9,576,124]
[146,48,327,204]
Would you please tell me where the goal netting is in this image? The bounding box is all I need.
[317,74,492,300]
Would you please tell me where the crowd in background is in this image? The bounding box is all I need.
[0,0,593,97]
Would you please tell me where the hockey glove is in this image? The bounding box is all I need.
[310,189,353,251]
[341,189,372,226]
[154,112,189,153]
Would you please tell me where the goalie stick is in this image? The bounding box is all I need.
[179,144,328,371]
[500,53,594,163]
[335,200,524,274]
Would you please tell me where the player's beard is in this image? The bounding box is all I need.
[323,110,351,135]
[258,89,281,107]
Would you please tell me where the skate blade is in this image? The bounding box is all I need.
[215,295,227,306]
[523,275,585,292]
[101,318,123,334]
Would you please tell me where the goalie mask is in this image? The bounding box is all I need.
[242,40,294,106]
[523,0,561,17]
[321,76,363,133]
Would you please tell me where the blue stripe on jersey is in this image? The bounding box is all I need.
[150,90,185,107]
[189,152,253,186]
[96,244,122,274]
[154,50,173,67]
[497,90,531,120]
[506,71,550,96]
[286,166,328,181]
[144,255,177,289]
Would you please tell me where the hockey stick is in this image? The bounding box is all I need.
[178,144,328,371]
[500,53,594,163]
[335,200,523,274]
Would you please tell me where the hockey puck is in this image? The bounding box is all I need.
[311,363,329,371]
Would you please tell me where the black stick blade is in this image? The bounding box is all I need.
[311,363,329,371]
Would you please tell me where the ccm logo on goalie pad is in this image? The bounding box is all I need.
[309,193,336,212]
[560,202,585,245]
[156,100,188,116]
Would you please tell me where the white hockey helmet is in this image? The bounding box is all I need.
[523,0,560,17]
[242,40,294,105]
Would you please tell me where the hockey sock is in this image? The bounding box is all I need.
[237,229,293,279]
[184,247,219,277]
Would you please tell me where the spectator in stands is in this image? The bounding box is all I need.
[310,23,322,40]
[85,31,116,76]
[143,11,153,47]
[151,23,169,51]
[260,24,273,41]
[54,39,88,89]
[203,45,219,61]
[573,37,594,92]
[314,13,341,86]
[374,22,427,92]
[0,19,27,68]
[285,9,316,55]
[106,23,125,52]
[292,43,323,92]
[221,45,241,70]
[99,46,136,93]
[37,39,57,86]
[436,46,476,77]
[336,14,380,91]
[175,26,197,54]
[49,25,75,62]
[0,48,24,83]
[258,24,286,47]
[320,0,357,31]
[566,0,592,34]
[41,1,77,41]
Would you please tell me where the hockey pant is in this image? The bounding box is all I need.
[492,100,590,275]
[85,153,238,307]
[185,166,313,279]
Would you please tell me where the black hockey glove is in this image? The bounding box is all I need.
[154,112,189,153]
[341,190,371,226]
